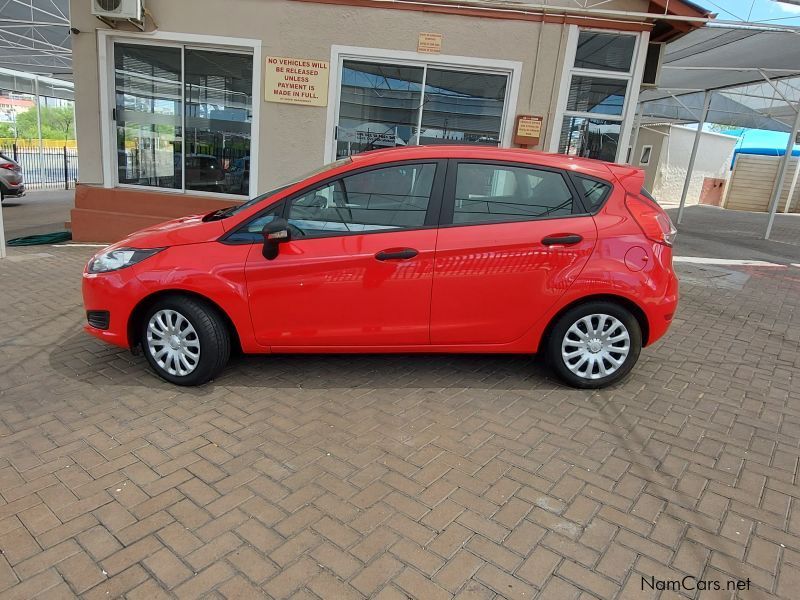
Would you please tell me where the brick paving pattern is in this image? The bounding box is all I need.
[1,207,799,598]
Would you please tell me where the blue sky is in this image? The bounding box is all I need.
[697,0,800,24]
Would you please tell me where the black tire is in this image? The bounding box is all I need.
[140,295,230,386]
[546,301,642,389]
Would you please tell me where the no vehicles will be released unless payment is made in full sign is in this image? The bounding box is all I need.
[265,56,329,106]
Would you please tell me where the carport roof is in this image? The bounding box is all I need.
[0,0,71,79]
[638,24,800,131]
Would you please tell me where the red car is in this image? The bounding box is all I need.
[83,146,678,388]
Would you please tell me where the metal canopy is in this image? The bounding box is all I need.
[0,0,71,79]
[639,25,800,130]
[636,23,800,240]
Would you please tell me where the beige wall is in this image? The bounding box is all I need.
[724,154,800,213]
[632,125,667,192]
[70,0,649,192]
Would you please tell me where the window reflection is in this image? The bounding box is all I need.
[559,117,620,162]
[336,60,509,158]
[566,76,627,116]
[185,49,253,195]
[115,44,182,189]
[337,61,423,158]
[418,69,506,146]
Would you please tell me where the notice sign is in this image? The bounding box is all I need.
[265,56,329,106]
[418,32,443,54]
[514,114,544,146]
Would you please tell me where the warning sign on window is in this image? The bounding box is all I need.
[265,56,329,106]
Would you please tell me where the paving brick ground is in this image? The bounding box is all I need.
[0,206,799,599]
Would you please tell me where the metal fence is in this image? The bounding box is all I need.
[0,143,78,190]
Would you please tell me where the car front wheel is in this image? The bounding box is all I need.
[140,296,230,386]
[546,301,642,389]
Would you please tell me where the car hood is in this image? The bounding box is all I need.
[111,214,226,249]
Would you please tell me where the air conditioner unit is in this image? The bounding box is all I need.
[91,0,144,21]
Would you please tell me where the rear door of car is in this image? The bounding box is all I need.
[430,159,598,345]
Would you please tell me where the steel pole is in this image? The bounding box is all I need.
[677,91,711,225]
[0,196,6,259]
[782,151,800,214]
[765,105,800,239]
[34,76,44,186]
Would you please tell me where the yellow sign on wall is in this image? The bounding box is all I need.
[418,33,443,54]
[265,56,329,106]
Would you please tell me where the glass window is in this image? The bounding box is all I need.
[453,164,573,225]
[335,60,509,158]
[566,76,627,117]
[113,43,253,195]
[226,202,284,243]
[418,69,507,147]
[574,32,635,73]
[576,176,611,212]
[559,116,620,163]
[336,61,424,158]
[185,49,252,195]
[287,163,436,237]
[114,44,182,189]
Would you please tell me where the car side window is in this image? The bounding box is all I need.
[286,163,436,238]
[225,203,284,243]
[576,176,611,212]
[452,163,574,225]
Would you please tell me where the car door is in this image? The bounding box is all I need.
[244,160,445,347]
[430,160,598,345]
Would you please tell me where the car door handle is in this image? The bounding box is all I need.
[375,248,419,261]
[541,234,583,246]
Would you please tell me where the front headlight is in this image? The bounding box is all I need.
[87,247,163,274]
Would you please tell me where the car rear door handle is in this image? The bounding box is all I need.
[541,234,583,246]
[375,248,419,261]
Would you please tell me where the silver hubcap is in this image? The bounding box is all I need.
[146,309,200,377]
[561,314,630,380]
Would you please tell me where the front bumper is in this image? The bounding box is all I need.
[82,268,148,349]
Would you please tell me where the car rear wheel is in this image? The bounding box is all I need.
[546,301,642,389]
[140,296,230,386]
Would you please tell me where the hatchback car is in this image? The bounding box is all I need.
[83,146,678,388]
[0,153,25,201]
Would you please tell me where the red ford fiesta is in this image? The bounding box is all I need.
[82,146,678,388]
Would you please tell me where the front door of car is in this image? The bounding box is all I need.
[244,161,445,347]
[430,160,598,345]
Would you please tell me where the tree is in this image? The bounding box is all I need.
[7,105,75,142]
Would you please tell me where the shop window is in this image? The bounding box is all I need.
[335,60,508,158]
[556,30,638,162]
[114,43,253,195]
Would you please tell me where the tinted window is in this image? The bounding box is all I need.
[453,164,573,224]
[576,176,611,212]
[574,32,635,72]
[285,163,436,238]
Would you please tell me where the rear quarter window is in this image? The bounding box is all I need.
[576,176,612,212]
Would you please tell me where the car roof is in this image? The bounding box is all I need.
[349,145,617,179]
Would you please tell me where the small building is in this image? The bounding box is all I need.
[68,0,707,241]
[631,123,737,206]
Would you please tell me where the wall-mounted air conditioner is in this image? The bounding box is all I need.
[91,0,144,21]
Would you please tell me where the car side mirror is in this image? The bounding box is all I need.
[262,218,291,260]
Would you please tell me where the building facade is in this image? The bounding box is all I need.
[69,0,706,241]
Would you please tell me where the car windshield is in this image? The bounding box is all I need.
[213,157,352,219]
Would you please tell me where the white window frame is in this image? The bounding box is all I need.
[549,26,649,164]
[97,29,262,198]
[639,144,653,165]
[324,45,522,163]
